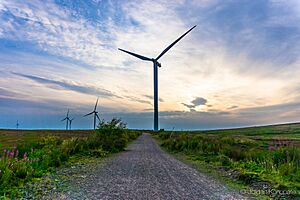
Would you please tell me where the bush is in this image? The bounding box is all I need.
[92,118,129,152]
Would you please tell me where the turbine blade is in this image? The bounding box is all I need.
[156,25,196,60]
[94,97,99,111]
[83,111,94,117]
[96,113,100,121]
[67,109,69,117]
[61,117,67,121]
[118,48,152,61]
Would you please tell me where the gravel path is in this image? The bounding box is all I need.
[61,133,248,200]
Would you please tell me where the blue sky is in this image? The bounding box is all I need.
[1,0,300,130]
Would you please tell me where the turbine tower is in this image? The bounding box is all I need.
[16,120,19,129]
[84,98,100,130]
[118,25,196,131]
[69,118,74,130]
[61,109,70,130]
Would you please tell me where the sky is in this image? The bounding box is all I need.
[1,0,300,130]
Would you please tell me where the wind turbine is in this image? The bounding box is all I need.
[84,98,100,130]
[69,118,74,130]
[61,109,70,130]
[16,120,19,129]
[118,25,196,131]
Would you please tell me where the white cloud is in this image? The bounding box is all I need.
[0,0,123,67]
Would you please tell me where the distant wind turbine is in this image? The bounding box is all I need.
[118,25,196,131]
[16,120,19,129]
[61,109,70,130]
[69,118,74,130]
[84,98,100,130]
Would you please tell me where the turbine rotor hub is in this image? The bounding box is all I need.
[152,59,161,67]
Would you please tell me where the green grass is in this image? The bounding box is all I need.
[154,122,300,199]
[0,118,142,199]
[0,129,93,151]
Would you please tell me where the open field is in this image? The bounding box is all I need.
[193,122,300,136]
[0,129,94,151]
[155,123,300,198]
[2,122,300,198]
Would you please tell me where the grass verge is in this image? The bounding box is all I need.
[153,129,300,199]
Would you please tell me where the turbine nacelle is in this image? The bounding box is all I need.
[157,62,161,68]
[152,59,162,68]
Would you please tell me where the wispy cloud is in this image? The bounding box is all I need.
[227,105,238,110]
[123,95,152,105]
[13,72,119,98]
[0,87,24,98]
[143,94,164,102]
[0,0,119,67]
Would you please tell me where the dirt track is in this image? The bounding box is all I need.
[60,133,248,200]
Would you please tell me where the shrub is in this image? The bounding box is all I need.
[91,118,129,152]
